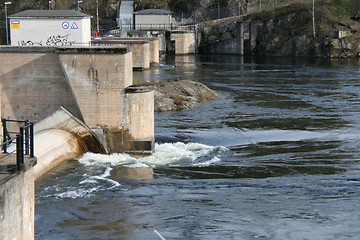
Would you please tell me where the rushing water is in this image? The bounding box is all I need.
[35,55,360,240]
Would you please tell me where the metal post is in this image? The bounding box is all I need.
[16,135,21,171]
[4,1,12,45]
[49,0,51,10]
[30,123,34,158]
[96,0,99,33]
[19,127,24,165]
[2,118,7,153]
[24,121,29,155]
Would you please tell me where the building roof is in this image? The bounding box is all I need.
[9,10,92,18]
[134,9,172,15]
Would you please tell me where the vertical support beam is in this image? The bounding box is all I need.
[19,127,24,165]
[29,123,34,158]
[24,120,29,155]
[16,134,21,171]
[2,119,7,153]
[312,0,316,37]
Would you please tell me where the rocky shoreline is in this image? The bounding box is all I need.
[152,80,219,112]
[199,3,360,58]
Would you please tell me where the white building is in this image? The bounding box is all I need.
[134,9,173,31]
[9,10,92,46]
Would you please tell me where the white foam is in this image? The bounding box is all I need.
[189,127,360,147]
[54,187,100,199]
[54,142,229,199]
[194,156,221,167]
[77,142,229,168]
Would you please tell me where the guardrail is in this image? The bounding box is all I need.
[103,24,196,38]
[1,119,34,171]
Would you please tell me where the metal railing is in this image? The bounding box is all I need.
[1,119,34,171]
[134,24,175,31]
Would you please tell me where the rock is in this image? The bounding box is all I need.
[153,80,219,112]
[199,3,360,58]
[203,26,212,36]
[220,32,233,41]
[154,91,176,111]
[329,37,360,58]
[218,23,228,34]
[228,22,236,32]
[208,35,219,44]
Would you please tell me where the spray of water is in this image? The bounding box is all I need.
[78,142,229,168]
[40,142,230,200]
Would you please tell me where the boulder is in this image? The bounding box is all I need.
[153,80,219,112]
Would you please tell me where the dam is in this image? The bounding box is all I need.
[0,45,155,240]
[0,46,155,154]
[0,8,197,238]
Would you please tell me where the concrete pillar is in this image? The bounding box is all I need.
[0,163,36,240]
[59,47,154,153]
[92,39,153,70]
[239,22,244,56]
[148,39,159,65]
[128,42,150,70]
[124,85,154,154]
[170,31,196,54]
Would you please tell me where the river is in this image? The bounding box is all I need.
[35,55,360,239]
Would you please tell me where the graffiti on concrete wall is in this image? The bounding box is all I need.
[18,40,43,46]
[46,35,75,46]
[17,35,76,47]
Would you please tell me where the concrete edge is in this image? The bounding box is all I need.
[0,46,132,54]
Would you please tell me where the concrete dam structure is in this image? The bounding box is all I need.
[0,45,155,239]
[0,46,154,155]
[92,37,160,70]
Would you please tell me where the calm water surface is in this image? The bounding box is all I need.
[35,55,360,239]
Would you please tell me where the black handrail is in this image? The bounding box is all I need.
[1,119,34,171]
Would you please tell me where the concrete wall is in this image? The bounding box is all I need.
[170,31,196,54]
[320,30,351,39]
[200,22,257,56]
[58,47,133,129]
[113,38,159,65]
[0,169,35,240]
[0,48,83,123]
[10,18,91,46]
[92,38,159,69]
[0,46,154,154]
[123,43,150,70]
